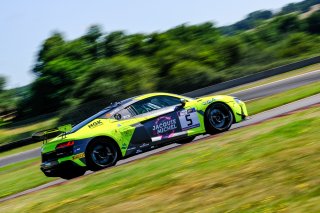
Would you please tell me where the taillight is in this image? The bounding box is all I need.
[56,141,74,149]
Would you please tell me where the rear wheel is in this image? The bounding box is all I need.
[86,139,119,171]
[205,103,234,134]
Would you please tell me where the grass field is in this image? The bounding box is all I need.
[0,118,57,145]
[246,81,320,115]
[0,106,319,212]
[0,157,57,198]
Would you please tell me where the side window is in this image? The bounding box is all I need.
[157,96,181,106]
[130,96,181,116]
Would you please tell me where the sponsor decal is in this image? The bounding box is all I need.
[88,120,103,129]
[127,147,136,151]
[152,116,177,139]
[178,108,200,130]
[73,152,85,160]
[140,143,149,148]
[202,98,216,105]
[121,143,127,150]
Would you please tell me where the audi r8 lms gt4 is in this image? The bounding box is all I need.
[39,92,248,179]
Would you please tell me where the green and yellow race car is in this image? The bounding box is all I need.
[39,92,248,179]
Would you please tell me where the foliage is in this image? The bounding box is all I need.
[14,0,320,120]
[220,10,273,35]
[305,11,320,33]
[220,0,320,35]
[280,0,320,14]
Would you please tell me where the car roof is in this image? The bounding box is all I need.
[133,92,190,101]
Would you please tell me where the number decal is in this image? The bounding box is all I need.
[178,108,200,130]
[185,114,193,126]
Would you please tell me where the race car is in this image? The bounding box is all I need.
[38,92,248,179]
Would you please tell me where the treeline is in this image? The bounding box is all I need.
[220,0,320,34]
[1,0,319,121]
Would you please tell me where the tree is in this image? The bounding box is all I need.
[164,60,223,93]
[216,38,243,68]
[274,14,302,33]
[73,56,157,103]
[305,11,320,34]
[0,76,5,92]
[104,31,127,57]
[84,25,103,43]
[36,32,64,66]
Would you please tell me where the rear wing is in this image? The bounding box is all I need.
[32,124,72,144]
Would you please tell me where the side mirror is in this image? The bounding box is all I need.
[114,113,122,120]
[180,98,187,107]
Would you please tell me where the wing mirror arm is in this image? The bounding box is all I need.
[180,98,187,107]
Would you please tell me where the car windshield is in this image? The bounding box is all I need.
[69,98,133,133]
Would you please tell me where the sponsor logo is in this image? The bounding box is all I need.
[121,143,127,150]
[127,147,136,151]
[202,98,216,105]
[72,152,85,160]
[152,116,177,139]
[140,143,149,148]
[88,120,103,129]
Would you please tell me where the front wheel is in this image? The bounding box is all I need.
[86,139,119,171]
[205,103,234,134]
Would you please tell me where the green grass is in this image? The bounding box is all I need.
[247,81,320,115]
[0,118,57,145]
[0,106,319,212]
[215,63,320,95]
[0,157,57,198]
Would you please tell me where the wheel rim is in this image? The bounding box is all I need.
[208,104,232,130]
[91,143,116,167]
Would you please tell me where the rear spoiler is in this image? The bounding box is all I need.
[32,124,73,144]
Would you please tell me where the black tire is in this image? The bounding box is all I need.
[205,102,234,134]
[176,136,196,144]
[59,167,86,180]
[86,139,119,171]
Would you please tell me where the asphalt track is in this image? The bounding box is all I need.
[0,69,320,167]
[227,69,320,100]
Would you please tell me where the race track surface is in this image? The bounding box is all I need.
[230,69,320,100]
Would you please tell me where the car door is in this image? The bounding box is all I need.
[130,96,200,146]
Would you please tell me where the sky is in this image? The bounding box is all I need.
[0,0,303,89]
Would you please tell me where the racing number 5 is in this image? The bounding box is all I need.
[185,114,193,126]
